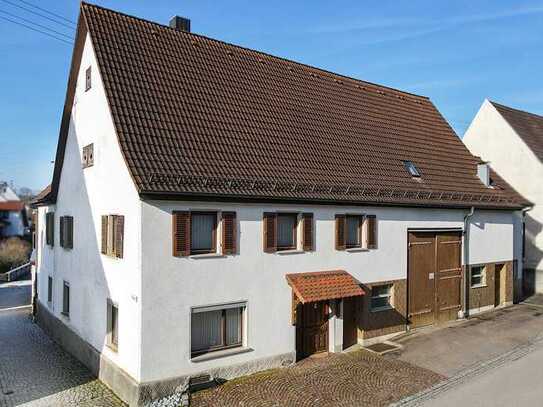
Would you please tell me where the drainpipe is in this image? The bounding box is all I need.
[462,206,475,318]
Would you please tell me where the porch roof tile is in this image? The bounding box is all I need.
[286,270,365,303]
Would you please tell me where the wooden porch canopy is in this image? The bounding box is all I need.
[286,270,365,304]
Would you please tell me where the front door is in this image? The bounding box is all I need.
[343,297,358,349]
[408,232,462,328]
[301,301,329,357]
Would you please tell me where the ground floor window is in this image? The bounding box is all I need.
[47,276,53,303]
[191,302,245,356]
[370,284,393,311]
[470,265,486,288]
[107,300,119,351]
[62,281,70,317]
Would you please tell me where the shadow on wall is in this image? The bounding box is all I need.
[29,122,116,406]
[523,212,543,297]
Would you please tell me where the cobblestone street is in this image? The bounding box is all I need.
[191,351,443,407]
[0,281,124,407]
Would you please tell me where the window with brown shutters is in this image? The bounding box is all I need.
[263,212,277,253]
[346,215,363,249]
[221,212,236,255]
[101,215,124,258]
[302,213,313,251]
[335,214,346,250]
[85,66,91,91]
[46,212,54,247]
[365,215,377,249]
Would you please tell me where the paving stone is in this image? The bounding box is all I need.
[0,308,125,407]
[191,351,444,407]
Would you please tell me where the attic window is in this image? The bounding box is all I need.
[403,161,420,177]
[85,66,91,91]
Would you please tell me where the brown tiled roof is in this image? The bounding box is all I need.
[48,3,528,209]
[30,185,52,207]
[286,270,364,303]
[491,101,543,163]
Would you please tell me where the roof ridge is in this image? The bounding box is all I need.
[80,1,429,101]
[489,100,543,120]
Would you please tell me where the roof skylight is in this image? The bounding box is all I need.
[403,161,421,177]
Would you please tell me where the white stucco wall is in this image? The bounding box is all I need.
[139,201,521,382]
[464,100,542,272]
[35,33,143,381]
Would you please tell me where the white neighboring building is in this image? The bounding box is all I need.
[32,4,528,406]
[464,100,541,293]
[0,183,27,238]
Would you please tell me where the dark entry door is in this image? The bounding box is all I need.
[343,297,358,349]
[408,232,462,328]
[301,301,329,357]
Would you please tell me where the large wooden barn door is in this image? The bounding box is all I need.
[408,231,462,328]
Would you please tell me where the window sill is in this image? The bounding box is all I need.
[60,312,70,319]
[276,249,304,255]
[191,346,253,363]
[470,284,487,289]
[346,247,368,253]
[190,253,227,259]
[106,343,118,353]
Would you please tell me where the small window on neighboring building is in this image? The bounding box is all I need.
[82,144,94,168]
[346,215,363,248]
[47,276,53,303]
[46,212,54,247]
[190,212,217,255]
[0,211,8,220]
[62,281,70,317]
[59,216,74,249]
[101,215,124,258]
[403,160,420,177]
[85,66,91,91]
[276,213,298,250]
[371,284,393,311]
[107,300,119,351]
[471,265,486,287]
[191,303,245,357]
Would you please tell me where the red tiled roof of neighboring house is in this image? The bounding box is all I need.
[0,201,24,211]
[490,101,543,163]
[47,3,529,209]
[286,270,365,303]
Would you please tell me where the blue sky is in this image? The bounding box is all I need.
[1,0,542,190]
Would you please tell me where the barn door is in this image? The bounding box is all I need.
[435,233,462,323]
[408,233,436,328]
[408,231,462,328]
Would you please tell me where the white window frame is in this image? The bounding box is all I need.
[470,265,487,288]
[370,284,393,312]
[190,301,248,358]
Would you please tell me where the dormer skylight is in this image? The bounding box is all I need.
[403,160,420,177]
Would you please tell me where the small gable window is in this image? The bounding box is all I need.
[85,66,92,91]
[403,160,420,177]
[82,144,94,168]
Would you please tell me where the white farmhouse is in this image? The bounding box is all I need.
[464,100,542,293]
[32,4,529,406]
[0,182,28,238]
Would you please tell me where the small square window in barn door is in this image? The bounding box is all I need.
[408,231,462,328]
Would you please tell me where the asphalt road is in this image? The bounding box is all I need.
[421,343,543,406]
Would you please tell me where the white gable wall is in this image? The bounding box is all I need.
[36,33,143,381]
[464,100,543,274]
[139,201,521,382]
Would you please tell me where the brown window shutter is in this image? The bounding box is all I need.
[302,213,314,251]
[366,215,377,249]
[46,212,55,247]
[59,217,65,248]
[115,215,124,258]
[172,211,190,257]
[335,214,346,250]
[263,212,277,253]
[67,216,73,249]
[101,215,108,254]
[221,212,237,255]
